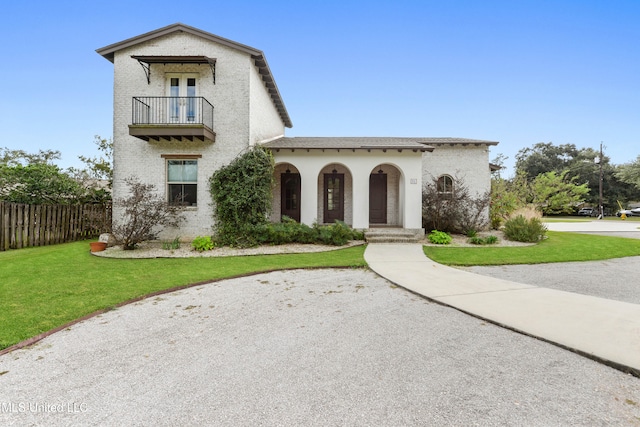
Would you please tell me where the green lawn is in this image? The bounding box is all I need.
[0,241,367,350]
[543,216,640,223]
[542,217,592,223]
[423,231,640,266]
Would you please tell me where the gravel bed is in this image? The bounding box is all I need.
[1,269,639,426]
[93,240,365,258]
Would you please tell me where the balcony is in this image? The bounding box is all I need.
[129,97,215,142]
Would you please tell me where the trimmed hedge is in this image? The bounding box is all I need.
[254,217,364,246]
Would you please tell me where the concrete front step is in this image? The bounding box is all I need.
[366,236,422,243]
[364,228,424,243]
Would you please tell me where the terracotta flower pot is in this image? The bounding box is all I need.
[90,242,107,253]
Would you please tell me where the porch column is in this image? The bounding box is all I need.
[403,168,423,229]
[299,169,318,227]
[351,170,369,229]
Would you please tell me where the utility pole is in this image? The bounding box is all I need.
[598,142,604,219]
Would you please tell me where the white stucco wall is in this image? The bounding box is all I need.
[110,31,284,239]
[421,144,492,228]
[422,145,492,197]
[270,150,424,229]
[249,64,286,145]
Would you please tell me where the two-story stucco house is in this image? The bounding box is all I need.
[97,23,497,241]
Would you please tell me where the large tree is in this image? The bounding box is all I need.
[0,147,61,166]
[515,142,579,181]
[0,163,84,204]
[615,155,640,191]
[515,142,637,211]
[0,139,113,204]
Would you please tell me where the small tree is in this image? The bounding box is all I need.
[422,176,490,234]
[111,177,185,250]
[490,177,524,229]
[68,135,114,203]
[531,170,589,215]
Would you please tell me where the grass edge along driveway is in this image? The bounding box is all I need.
[424,230,640,266]
[0,241,367,351]
[3,231,640,351]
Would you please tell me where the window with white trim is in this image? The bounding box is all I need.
[437,175,454,199]
[167,160,198,206]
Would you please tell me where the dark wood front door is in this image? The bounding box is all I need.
[281,173,301,222]
[369,173,387,224]
[323,173,344,223]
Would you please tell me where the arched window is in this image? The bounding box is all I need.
[437,175,454,198]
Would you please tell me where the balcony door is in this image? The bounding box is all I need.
[166,74,198,123]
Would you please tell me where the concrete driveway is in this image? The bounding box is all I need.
[545,218,640,238]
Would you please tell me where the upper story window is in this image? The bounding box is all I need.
[437,175,454,199]
[167,159,198,206]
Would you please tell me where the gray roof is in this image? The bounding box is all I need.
[417,137,499,146]
[96,23,292,128]
[263,137,434,152]
[263,137,499,151]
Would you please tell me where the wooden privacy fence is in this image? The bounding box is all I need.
[0,202,112,251]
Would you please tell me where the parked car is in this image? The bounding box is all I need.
[577,207,595,216]
[616,209,635,217]
[631,208,640,216]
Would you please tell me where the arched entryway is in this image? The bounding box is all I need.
[369,164,401,226]
[318,164,353,225]
[272,163,301,222]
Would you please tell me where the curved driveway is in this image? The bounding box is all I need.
[0,221,639,425]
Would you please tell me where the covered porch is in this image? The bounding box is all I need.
[264,137,433,234]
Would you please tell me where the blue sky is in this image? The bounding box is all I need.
[1,0,638,177]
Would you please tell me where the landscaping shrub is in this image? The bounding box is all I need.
[469,235,499,245]
[111,177,184,250]
[209,147,274,247]
[253,217,363,246]
[422,176,490,234]
[503,215,547,243]
[316,221,363,246]
[509,205,542,221]
[253,217,315,245]
[484,235,499,244]
[192,236,215,252]
[162,237,181,250]
[428,230,452,245]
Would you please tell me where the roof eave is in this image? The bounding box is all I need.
[96,23,262,63]
[264,144,434,152]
